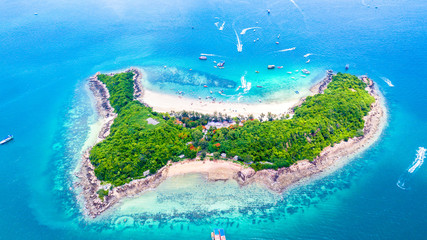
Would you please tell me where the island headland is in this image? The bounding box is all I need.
[75,67,386,218]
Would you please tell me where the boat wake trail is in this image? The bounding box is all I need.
[276,47,296,52]
[215,21,225,31]
[200,53,223,57]
[239,74,251,93]
[244,82,252,93]
[234,29,243,52]
[380,77,394,87]
[219,21,225,31]
[240,27,261,35]
[289,0,307,25]
[396,147,426,190]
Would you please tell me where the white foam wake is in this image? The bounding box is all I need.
[239,75,251,93]
[244,82,252,93]
[240,27,261,35]
[219,21,225,31]
[289,0,307,24]
[304,53,313,58]
[240,75,247,89]
[234,29,243,52]
[214,21,225,30]
[276,47,296,52]
[200,53,222,57]
[380,77,394,87]
[408,147,425,173]
[396,147,426,190]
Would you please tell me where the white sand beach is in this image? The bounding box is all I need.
[142,88,301,118]
[166,160,245,181]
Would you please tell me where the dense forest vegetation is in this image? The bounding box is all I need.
[90,73,193,186]
[90,72,375,186]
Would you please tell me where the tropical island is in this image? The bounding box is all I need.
[76,68,385,218]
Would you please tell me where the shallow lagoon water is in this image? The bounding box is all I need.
[0,0,426,239]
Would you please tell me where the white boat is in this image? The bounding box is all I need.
[0,135,13,145]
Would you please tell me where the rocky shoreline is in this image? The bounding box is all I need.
[76,68,385,218]
[75,68,166,218]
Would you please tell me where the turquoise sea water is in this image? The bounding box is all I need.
[1,0,426,239]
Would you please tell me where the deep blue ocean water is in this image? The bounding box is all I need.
[0,0,426,239]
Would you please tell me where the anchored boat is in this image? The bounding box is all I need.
[0,135,13,145]
[301,69,310,74]
[217,61,225,68]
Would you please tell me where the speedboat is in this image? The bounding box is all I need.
[199,56,207,60]
[0,135,13,145]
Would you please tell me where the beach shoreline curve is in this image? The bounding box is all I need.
[76,67,386,218]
